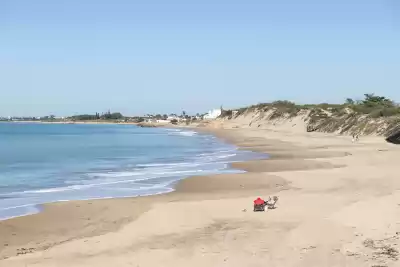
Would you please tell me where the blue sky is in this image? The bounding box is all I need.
[1,0,399,116]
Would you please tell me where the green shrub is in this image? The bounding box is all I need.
[369,107,400,118]
[271,100,296,107]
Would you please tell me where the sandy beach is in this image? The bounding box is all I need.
[1,125,400,267]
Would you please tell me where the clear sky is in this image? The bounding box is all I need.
[1,0,399,116]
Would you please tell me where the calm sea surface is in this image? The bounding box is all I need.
[0,123,265,219]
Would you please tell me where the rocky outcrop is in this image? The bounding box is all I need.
[385,126,400,144]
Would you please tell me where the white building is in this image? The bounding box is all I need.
[167,116,177,121]
[156,119,169,124]
[203,108,222,120]
[167,115,182,122]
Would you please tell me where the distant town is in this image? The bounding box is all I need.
[0,108,224,125]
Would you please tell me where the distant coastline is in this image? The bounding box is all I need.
[2,120,139,125]
[1,120,179,129]
[0,120,210,129]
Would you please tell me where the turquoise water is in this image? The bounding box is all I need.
[0,123,265,219]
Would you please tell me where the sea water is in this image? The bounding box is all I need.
[0,123,265,220]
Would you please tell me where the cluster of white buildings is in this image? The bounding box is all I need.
[0,116,66,121]
[203,108,222,120]
[143,107,223,124]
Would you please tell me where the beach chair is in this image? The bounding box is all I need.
[266,196,279,209]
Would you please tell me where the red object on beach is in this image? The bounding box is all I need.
[254,197,265,205]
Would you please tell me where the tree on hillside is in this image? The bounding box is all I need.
[362,93,394,108]
[101,112,124,120]
[71,114,98,120]
[345,98,355,105]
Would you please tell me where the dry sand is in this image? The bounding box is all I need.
[1,125,400,267]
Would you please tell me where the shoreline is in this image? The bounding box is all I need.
[0,126,261,222]
[0,126,271,260]
[2,126,400,266]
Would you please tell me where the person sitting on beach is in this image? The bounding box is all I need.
[254,197,266,205]
[253,196,279,211]
[352,133,360,143]
[253,197,267,211]
[352,134,357,143]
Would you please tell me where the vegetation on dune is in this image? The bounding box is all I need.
[220,94,400,140]
[223,94,400,119]
[350,94,400,118]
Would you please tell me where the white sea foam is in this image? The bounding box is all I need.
[0,203,39,211]
[9,168,210,196]
[12,150,240,197]
[167,130,197,137]
[136,162,199,168]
